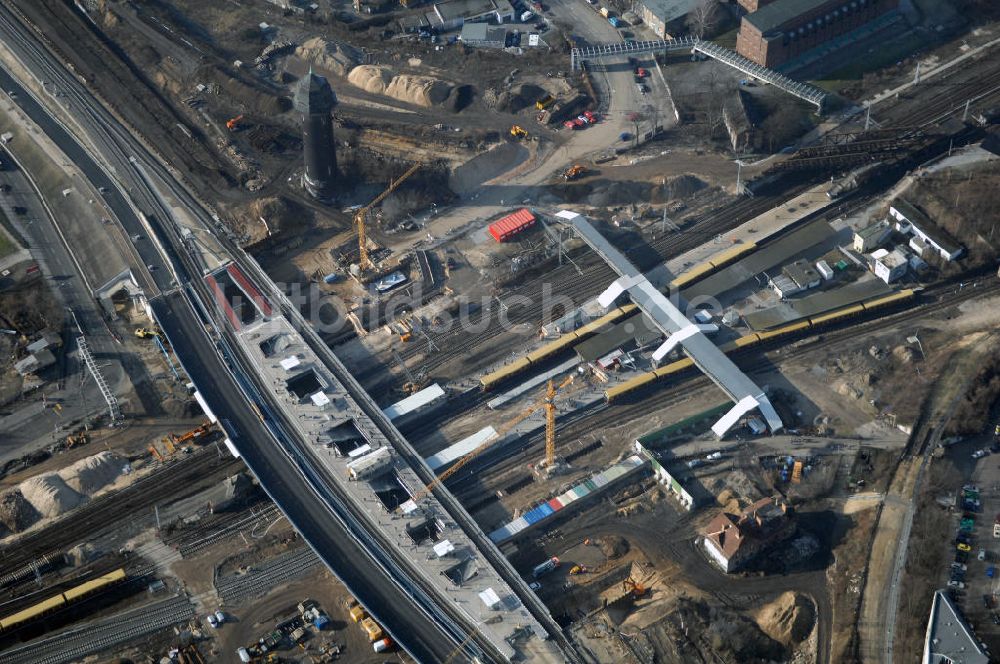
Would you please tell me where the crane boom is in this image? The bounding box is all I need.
[406,374,574,506]
[354,162,422,271]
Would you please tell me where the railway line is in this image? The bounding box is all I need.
[215,546,322,606]
[390,180,814,378]
[0,594,193,664]
[443,272,1000,500]
[0,446,240,577]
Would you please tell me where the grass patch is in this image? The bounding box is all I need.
[0,209,18,260]
[815,31,926,86]
[714,27,738,49]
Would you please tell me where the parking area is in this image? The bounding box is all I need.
[946,432,1000,653]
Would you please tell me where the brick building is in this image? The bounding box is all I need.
[736,0,900,68]
[737,0,779,14]
[702,496,795,572]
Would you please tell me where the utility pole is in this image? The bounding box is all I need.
[913,62,921,86]
[735,160,743,195]
[962,99,971,122]
[864,105,872,131]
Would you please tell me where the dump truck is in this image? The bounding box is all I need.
[361,617,384,642]
[347,597,365,622]
[535,94,555,110]
[532,556,560,578]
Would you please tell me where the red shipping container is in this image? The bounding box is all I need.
[488,209,536,242]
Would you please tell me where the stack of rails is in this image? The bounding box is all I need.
[0,568,127,633]
[604,289,915,401]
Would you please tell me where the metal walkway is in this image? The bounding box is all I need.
[570,38,828,112]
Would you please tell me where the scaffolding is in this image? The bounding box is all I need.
[77,336,122,424]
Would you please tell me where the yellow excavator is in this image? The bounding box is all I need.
[510,125,529,139]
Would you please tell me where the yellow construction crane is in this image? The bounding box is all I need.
[354,162,421,271]
[406,374,574,506]
[543,375,573,468]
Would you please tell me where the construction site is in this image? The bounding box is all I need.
[0,0,997,662]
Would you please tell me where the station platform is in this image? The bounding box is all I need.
[658,183,835,290]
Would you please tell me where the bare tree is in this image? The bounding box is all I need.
[686,0,720,39]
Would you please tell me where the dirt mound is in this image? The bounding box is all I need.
[295,37,362,77]
[20,472,84,518]
[585,181,652,207]
[0,488,40,533]
[598,535,630,559]
[503,83,547,113]
[753,591,815,646]
[662,174,707,199]
[348,65,394,95]
[385,74,453,108]
[639,597,786,663]
[58,451,123,495]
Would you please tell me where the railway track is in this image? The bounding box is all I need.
[389,180,814,378]
[0,594,193,664]
[446,272,1000,498]
[0,446,240,574]
[877,55,1000,128]
[215,546,322,606]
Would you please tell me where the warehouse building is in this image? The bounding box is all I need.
[853,219,891,253]
[702,496,795,572]
[637,0,699,39]
[460,22,510,46]
[922,590,989,664]
[735,0,900,68]
[889,199,964,262]
[428,0,515,30]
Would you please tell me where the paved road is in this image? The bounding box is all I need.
[0,151,129,463]
[0,61,170,291]
[0,7,580,662]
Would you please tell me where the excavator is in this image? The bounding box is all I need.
[563,164,586,181]
[404,374,576,507]
[226,114,244,131]
[622,576,647,599]
[166,421,215,448]
[510,125,529,139]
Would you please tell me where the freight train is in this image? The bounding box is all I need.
[0,568,127,632]
[604,289,915,402]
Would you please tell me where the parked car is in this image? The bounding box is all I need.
[948,580,966,589]
[973,449,988,459]
[958,543,972,552]
[994,523,1000,539]
[988,566,996,578]
[528,581,541,591]
[957,550,970,563]
[952,562,968,571]
[980,548,988,561]
[993,612,1000,625]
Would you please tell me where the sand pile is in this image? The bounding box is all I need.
[347,66,455,108]
[20,473,85,518]
[58,451,123,495]
[348,65,394,95]
[386,74,453,107]
[753,591,815,646]
[295,37,361,76]
[0,488,41,533]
